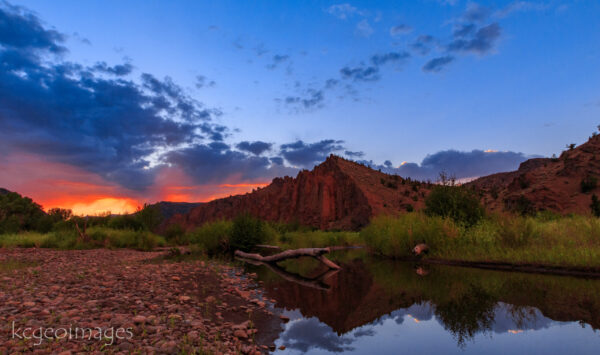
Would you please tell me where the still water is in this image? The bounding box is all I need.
[241,250,600,354]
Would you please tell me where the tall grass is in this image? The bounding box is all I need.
[360,213,459,258]
[360,212,600,268]
[277,230,361,249]
[0,227,165,251]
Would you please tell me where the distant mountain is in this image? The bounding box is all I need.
[467,134,600,214]
[169,155,434,231]
[0,188,10,195]
[153,201,204,221]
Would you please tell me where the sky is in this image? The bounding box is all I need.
[0,0,599,215]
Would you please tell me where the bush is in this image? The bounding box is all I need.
[230,213,269,252]
[581,176,598,193]
[425,185,485,227]
[107,215,144,230]
[188,220,233,256]
[505,195,536,216]
[164,223,186,244]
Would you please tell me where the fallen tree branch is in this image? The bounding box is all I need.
[234,247,341,270]
[235,256,339,291]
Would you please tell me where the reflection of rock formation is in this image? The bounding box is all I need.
[252,253,600,348]
[260,259,418,334]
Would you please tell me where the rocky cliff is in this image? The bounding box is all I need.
[169,155,433,231]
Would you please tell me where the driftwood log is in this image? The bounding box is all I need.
[235,247,341,270]
[237,257,338,291]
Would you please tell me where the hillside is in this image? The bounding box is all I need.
[169,155,433,231]
[467,134,600,214]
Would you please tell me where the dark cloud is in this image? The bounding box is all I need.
[410,35,435,55]
[280,140,345,167]
[270,157,284,165]
[235,141,273,155]
[0,2,242,191]
[369,149,534,181]
[344,150,365,158]
[453,23,476,38]
[266,54,290,70]
[93,61,133,76]
[340,65,380,82]
[164,144,295,184]
[283,89,324,111]
[0,2,66,54]
[422,56,455,72]
[195,75,216,89]
[447,23,501,55]
[370,51,411,66]
[389,24,413,36]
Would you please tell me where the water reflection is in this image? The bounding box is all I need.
[242,250,600,354]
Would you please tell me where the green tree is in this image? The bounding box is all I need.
[230,213,268,252]
[425,183,484,227]
[136,204,163,231]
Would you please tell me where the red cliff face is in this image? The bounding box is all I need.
[170,155,433,231]
[467,134,600,214]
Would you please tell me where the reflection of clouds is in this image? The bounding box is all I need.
[280,317,355,353]
[491,303,554,334]
[353,327,376,337]
[389,302,436,325]
[277,302,561,352]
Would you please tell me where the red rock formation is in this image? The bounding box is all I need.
[169,155,433,231]
[467,134,600,214]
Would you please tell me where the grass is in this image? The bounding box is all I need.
[0,259,38,273]
[0,227,165,251]
[0,231,49,248]
[360,212,600,269]
[3,212,600,270]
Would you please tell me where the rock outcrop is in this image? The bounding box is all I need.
[169,155,433,231]
[467,134,600,214]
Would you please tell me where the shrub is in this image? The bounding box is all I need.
[189,220,233,256]
[505,195,536,216]
[581,176,598,193]
[107,215,144,230]
[230,213,269,252]
[425,185,485,227]
[164,223,186,244]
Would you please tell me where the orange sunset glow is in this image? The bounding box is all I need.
[0,153,270,215]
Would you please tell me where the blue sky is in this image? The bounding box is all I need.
[1,0,599,212]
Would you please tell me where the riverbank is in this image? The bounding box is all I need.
[0,248,283,354]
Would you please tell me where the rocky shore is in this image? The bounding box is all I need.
[0,248,283,354]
